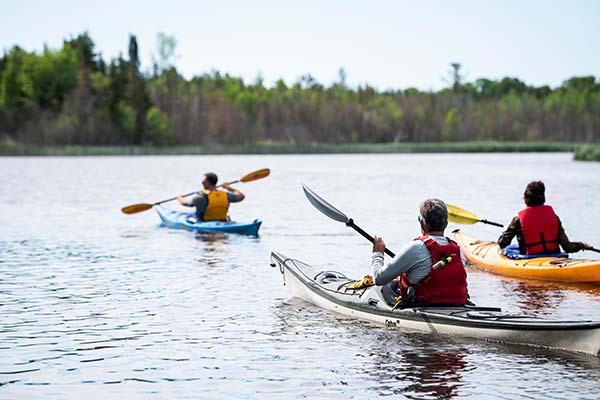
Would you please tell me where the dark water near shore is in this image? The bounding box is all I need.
[1,153,600,399]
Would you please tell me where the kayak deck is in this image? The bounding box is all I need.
[155,205,261,235]
[453,230,600,283]
[271,251,600,357]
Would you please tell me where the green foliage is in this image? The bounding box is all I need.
[574,145,600,161]
[442,108,462,141]
[1,33,599,149]
[1,47,26,109]
[563,76,598,92]
[21,46,79,108]
[91,71,109,93]
[146,106,175,145]
[117,101,136,140]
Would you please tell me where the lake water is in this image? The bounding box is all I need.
[1,153,600,399]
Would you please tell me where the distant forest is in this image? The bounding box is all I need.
[1,32,599,147]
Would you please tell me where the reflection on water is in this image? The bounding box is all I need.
[1,153,600,399]
[508,280,567,316]
[496,275,600,316]
[273,297,600,399]
[360,331,471,399]
[396,348,468,399]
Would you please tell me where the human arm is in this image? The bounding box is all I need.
[222,182,245,202]
[371,237,431,286]
[177,194,193,206]
[556,217,591,253]
[497,216,521,249]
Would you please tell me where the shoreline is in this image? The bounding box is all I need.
[0,141,590,157]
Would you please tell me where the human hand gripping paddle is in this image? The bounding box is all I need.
[446,202,600,254]
[301,183,396,257]
[121,168,270,215]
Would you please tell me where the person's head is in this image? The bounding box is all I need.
[419,198,448,234]
[523,181,545,207]
[202,172,218,189]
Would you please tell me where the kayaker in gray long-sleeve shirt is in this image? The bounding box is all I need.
[372,235,465,286]
[371,199,469,306]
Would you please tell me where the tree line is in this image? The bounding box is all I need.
[1,32,599,147]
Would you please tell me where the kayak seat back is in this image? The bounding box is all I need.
[501,243,568,260]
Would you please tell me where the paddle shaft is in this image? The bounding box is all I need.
[480,219,503,227]
[347,219,396,258]
[154,179,239,206]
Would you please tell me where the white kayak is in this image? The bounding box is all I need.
[270,251,600,357]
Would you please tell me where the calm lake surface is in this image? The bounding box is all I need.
[1,153,600,399]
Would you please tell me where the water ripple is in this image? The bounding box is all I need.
[1,154,600,399]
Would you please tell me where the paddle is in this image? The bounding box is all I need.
[446,203,600,253]
[301,183,396,257]
[446,203,503,227]
[121,168,270,214]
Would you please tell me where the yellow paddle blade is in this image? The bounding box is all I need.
[240,168,270,183]
[121,203,154,214]
[446,203,482,225]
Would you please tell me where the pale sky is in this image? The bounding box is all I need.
[2,0,599,91]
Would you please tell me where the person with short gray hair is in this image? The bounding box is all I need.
[371,199,468,307]
[419,198,448,233]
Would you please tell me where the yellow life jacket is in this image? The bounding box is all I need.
[202,189,229,221]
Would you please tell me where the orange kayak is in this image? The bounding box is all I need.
[453,230,600,284]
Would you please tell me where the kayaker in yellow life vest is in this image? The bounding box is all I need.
[498,181,591,255]
[176,172,245,221]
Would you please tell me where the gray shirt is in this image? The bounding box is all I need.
[371,236,465,286]
[185,191,243,220]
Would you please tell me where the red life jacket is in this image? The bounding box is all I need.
[518,205,559,255]
[399,236,468,304]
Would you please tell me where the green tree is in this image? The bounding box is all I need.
[442,107,462,141]
[151,32,178,75]
[127,35,151,144]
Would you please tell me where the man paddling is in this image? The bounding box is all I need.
[498,181,590,255]
[177,172,245,221]
[371,199,469,307]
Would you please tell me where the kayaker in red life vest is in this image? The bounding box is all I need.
[176,172,245,221]
[498,181,591,255]
[372,199,469,307]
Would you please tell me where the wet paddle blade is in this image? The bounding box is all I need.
[240,168,270,183]
[301,183,349,223]
[121,203,154,214]
[446,203,482,225]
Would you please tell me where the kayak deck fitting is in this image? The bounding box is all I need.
[270,251,600,357]
[453,230,600,283]
[155,205,262,236]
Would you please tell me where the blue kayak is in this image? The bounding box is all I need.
[155,205,262,236]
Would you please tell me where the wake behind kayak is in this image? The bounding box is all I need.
[270,251,600,357]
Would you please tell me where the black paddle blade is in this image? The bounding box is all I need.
[301,183,349,223]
